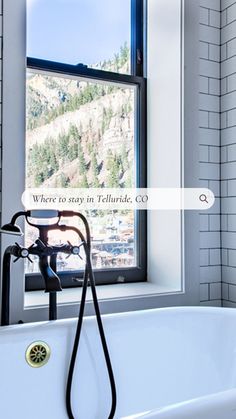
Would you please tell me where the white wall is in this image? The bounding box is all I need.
[147,0,183,291]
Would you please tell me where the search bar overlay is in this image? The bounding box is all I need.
[22,188,215,211]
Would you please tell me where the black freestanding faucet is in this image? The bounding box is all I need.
[0,209,117,419]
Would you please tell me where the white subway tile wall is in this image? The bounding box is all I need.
[199,0,221,306]
[221,0,236,307]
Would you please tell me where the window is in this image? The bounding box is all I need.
[27,0,132,74]
[2,0,200,324]
[25,0,147,291]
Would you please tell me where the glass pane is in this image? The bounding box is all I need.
[27,0,131,74]
[25,69,136,274]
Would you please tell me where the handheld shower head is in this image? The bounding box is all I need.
[0,223,23,236]
[0,211,29,236]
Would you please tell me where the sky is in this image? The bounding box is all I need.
[27,0,131,65]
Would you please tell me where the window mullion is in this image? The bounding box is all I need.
[131,0,144,77]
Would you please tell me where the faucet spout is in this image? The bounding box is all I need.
[39,255,62,293]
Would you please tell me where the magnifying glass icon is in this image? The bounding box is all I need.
[199,194,208,204]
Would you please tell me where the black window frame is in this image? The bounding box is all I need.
[25,0,147,291]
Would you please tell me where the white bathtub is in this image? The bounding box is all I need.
[0,306,236,419]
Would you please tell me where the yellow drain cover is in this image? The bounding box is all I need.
[26,341,50,368]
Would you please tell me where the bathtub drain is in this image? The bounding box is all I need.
[26,341,50,368]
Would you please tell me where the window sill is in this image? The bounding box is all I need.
[25,282,182,309]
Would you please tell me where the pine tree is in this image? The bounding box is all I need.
[69,124,79,139]
[34,172,44,186]
[120,145,129,173]
[79,173,89,188]
[120,42,130,66]
[114,53,120,72]
[57,133,69,160]
[106,150,120,188]
[49,152,59,174]
[91,151,100,187]
[60,173,70,188]
[78,141,87,175]
[68,139,78,162]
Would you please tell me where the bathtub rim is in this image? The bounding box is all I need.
[0,305,234,334]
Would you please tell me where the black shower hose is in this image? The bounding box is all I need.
[66,214,117,419]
